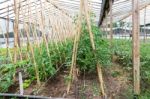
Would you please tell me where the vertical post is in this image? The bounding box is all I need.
[125,21,127,39]
[13,0,19,63]
[105,11,108,38]
[105,15,108,38]
[143,6,147,42]
[6,6,9,63]
[132,0,140,96]
[19,72,23,95]
[110,0,113,61]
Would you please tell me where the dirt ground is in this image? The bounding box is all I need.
[8,63,131,99]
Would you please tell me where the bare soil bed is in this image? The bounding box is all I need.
[7,64,131,99]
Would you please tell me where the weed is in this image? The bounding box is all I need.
[111,71,120,77]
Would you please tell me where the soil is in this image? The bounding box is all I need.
[103,64,132,99]
[8,63,131,99]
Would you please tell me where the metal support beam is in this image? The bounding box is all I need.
[0,93,67,99]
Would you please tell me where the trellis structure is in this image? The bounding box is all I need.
[0,0,150,98]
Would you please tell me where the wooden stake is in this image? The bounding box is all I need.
[84,0,106,97]
[143,6,147,42]
[66,0,83,94]
[25,23,41,86]
[132,0,140,95]
[110,0,114,62]
[97,63,106,96]
[13,0,19,63]
[19,72,23,95]
[6,6,10,63]
[22,0,41,86]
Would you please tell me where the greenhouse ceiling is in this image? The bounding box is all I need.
[0,0,150,25]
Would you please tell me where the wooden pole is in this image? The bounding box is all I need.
[110,0,114,62]
[13,0,19,63]
[66,0,83,94]
[84,0,106,97]
[125,21,127,39]
[19,72,24,95]
[143,6,147,42]
[106,17,108,38]
[6,6,9,63]
[132,0,140,96]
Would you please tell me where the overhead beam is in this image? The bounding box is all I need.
[46,0,72,19]
[120,1,150,20]
[0,0,10,4]
[0,17,14,22]
[98,0,114,26]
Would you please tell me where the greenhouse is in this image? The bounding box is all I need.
[0,0,150,98]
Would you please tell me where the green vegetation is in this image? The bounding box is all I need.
[111,71,120,77]
[76,17,111,72]
[113,39,150,97]
[0,60,29,92]
[1,31,150,98]
[1,14,149,98]
[0,14,111,92]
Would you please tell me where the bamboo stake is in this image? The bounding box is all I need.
[46,3,63,71]
[84,1,95,50]
[0,26,12,63]
[25,22,41,86]
[19,72,24,95]
[55,13,67,65]
[5,5,13,63]
[97,63,106,96]
[106,17,108,39]
[84,0,106,97]
[19,4,30,60]
[66,0,83,94]
[33,0,41,49]
[143,6,147,42]
[39,1,51,80]
[15,0,23,61]
[13,0,19,63]
[109,0,114,62]
[6,6,9,63]
[23,0,41,86]
[20,0,30,59]
[40,0,50,57]
[11,0,23,62]
[47,9,62,70]
[52,13,66,67]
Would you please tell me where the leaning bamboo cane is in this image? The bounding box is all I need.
[24,22,41,86]
[143,6,147,42]
[66,0,83,94]
[13,0,23,61]
[4,6,12,63]
[20,1,30,59]
[23,0,41,86]
[84,0,106,97]
[0,26,12,63]
[11,0,23,62]
[39,0,50,57]
[6,5,10,63]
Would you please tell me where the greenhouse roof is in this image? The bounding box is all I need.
[0,0,150,25]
